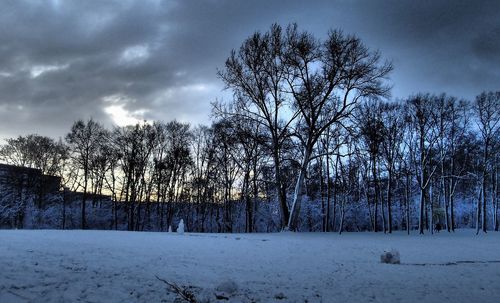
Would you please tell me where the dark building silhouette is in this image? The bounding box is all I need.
[0,163,61,206]
[1,163,115,229]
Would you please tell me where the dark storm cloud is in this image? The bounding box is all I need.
[0,0,498,139]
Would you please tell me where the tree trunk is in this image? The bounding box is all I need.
[273,150,289,229]
[442,163,450,232]
[482,173,488,233]
[418,126,426,234]
[339,197,345,234]
[430,183,434,234]
[481,139,489,233]
[419,184,425,234]
[319,157,326,232]
[450,193,455,232]
[62,188,67,229]
[252,158,258,233]
[495,198,499,232]
[81,167,88,230]
[387,169,393,233]
[405,172,410,235]
[494,158,498,231]
[333,156,340,232]
[445,178,450,232]
[287,144,312,231]
[372,157,379,232]
[243,169,252,233]
[476,185,482,235]
[326,154,331,232]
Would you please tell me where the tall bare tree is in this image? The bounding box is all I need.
[474,91,500,233]
[218,24,298,228]
[285,25,392,231]
[66,119,107,229]
[381,102,405,233]
[405,94,440,234]
[357,100,385,232]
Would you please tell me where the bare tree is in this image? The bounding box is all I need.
[0,134,68,176]
[285,25,392,231]
[474,91,500,233]
[66,119,107,229]
[218,24,297,228]
[439,99,471,232]
[356,100,385,232]
[381,102,405,233]
[405,94,441,234]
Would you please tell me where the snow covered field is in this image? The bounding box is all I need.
[1,230,499,303]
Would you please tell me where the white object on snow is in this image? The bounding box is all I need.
[176,219,184,234]
[168,225,172,233]
[380,249,401,264]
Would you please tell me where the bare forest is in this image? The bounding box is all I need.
[1,24,498,235]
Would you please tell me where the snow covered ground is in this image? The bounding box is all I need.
[1,229,499,303]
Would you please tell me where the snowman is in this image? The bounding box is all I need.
[177,219,185,235]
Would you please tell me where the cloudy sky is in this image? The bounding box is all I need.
[0,0,499,139]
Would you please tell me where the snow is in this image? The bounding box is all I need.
[1,229,500,302]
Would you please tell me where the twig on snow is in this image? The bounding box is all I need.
[155,275,197,303]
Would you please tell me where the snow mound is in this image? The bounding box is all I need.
[381,249,401,264]
[216,280,238,294]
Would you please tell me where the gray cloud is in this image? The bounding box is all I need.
[0,0,499,139]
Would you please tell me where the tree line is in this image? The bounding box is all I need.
[0,24,498,233]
